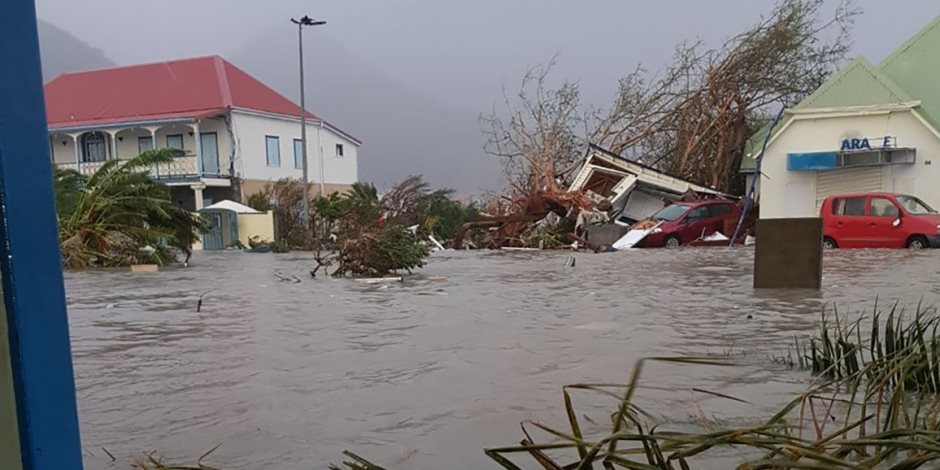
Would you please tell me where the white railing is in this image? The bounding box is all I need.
[57,160,108,176]
[57,155,219,180]
[150,155,199,179]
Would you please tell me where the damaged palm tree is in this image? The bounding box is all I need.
[318,176,474,277]
[329,182,429,278]
[57,149,203,268]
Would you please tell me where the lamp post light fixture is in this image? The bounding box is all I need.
[290,15,326,227]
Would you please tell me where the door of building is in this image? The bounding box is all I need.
[200,132,220,175]
[201,212,224,250]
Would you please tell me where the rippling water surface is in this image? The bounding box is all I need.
[68,248,940,469]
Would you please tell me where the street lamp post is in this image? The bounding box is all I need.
[291,15,326,228]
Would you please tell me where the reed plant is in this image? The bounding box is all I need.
[478,302,940,469]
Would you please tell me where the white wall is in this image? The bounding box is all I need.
[230,110,359,185]
[114,128,152,158]
[153,124,197,154]
[760,111,940,218]
[50,134,76,164]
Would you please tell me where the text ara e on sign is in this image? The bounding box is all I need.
[840,136,895,151]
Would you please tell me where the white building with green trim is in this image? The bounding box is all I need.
[742,15,940,219]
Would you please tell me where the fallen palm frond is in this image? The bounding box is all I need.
[329,450,391,470]
[132,443,222,469]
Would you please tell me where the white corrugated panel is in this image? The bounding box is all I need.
[815,167,886,212]
[622,190,666,221]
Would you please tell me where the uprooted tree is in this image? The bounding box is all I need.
[250,175,476,277]
[484,0,858,196]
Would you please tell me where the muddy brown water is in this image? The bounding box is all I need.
[68,248,940,469]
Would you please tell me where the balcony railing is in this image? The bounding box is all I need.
[56,155,226,180]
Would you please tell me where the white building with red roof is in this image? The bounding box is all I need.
[44,55,360,210]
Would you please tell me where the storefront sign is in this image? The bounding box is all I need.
[840,136,895,151]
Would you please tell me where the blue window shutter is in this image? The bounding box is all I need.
[293,139,303,169]
[266,136,280,167]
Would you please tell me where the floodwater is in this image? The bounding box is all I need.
[67,248,940,469]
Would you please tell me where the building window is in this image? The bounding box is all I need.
[138,136,154,154]
[166,134,184,151]
[335,143,344,158]
[266,135,280,167]
[81,132,107,162]
[293,139,304,169]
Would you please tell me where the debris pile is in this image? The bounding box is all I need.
[456,144,746,251]
[453,189,604,250]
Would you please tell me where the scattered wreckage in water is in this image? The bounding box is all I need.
[454,144,756,251]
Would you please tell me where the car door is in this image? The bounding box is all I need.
[679,206,710,243]
[868,196,905,248]
[830,196,869,248]
[707,203,733,236]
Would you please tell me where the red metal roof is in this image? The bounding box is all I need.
[45,56,320,130]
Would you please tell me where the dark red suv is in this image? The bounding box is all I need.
[637,200,739,248]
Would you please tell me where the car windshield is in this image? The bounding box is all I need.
[652,204,690,221]
[896,195,937,215]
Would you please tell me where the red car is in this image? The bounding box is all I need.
[821,192,940,249]
[638,200,739,248]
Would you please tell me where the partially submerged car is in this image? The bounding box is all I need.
[635,200,739,248]
[821,192,940,249]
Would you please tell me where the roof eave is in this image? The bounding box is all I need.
[229,107,363,145]
[47,116,199,133]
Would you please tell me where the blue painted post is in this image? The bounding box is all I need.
[0,1,85,469]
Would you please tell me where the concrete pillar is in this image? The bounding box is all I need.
[193,184,206,211]
[72,133,81,166]
[113,131,119,160]
[193,121,203,176]
[150,129,160,178]
[753,218,823,289]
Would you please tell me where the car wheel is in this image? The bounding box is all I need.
[822,237,838,250]
[665,235,681,248]
[907,236,929,250]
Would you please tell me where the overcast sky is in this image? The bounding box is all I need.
[36,0,940,113]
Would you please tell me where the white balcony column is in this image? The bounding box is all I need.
[193,121,203,177]
[192,182,207,211]
[149,128,160,178]
[71,133,81,165]
[107,130,118,160]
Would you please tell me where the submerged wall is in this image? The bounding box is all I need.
[237,211,276,246]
